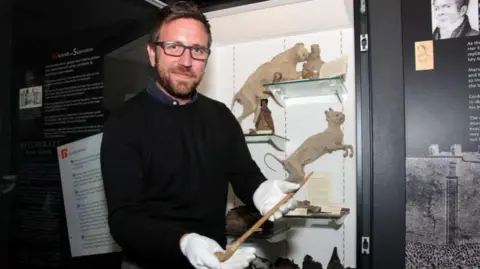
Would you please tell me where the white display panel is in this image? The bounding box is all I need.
[57,133,122,257]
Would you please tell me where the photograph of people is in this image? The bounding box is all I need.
[432,0,479,40]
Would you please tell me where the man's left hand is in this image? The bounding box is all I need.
[253,179,300,221]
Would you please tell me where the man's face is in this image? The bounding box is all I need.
[147,18,209,100]
[434,0,467,27]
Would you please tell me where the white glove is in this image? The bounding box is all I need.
[253,179,300,221]
[180,233,256,269]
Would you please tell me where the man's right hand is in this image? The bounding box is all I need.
[180,233,256,269]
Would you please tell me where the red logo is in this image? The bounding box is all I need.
[51,53,58,60]
[61,148,68,159]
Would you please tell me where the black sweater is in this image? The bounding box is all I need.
[100,90,266,268]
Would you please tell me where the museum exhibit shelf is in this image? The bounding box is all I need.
[285,208,350,228]
[263,75,347,104]
[226,221,290,243]
[244,133,289,151]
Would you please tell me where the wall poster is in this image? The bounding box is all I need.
[9,21,150,269]
[402,0,480,268]
[57,132,121,258]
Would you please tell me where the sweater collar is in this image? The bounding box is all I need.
[146,78,198,106]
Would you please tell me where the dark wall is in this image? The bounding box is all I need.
[103,56,153,112]
[368,0,406,268]
[5,2,157,269]
[0,0,12,174]
[0,0,13,267]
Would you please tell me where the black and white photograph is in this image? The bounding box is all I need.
[431,0,479,40]
[19,86,42,110]
[406,144,480,268]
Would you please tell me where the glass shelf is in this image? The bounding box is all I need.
[226,222,290,243]
[285,209,350,227]
[244,133,289,151]
[263,75,347,104]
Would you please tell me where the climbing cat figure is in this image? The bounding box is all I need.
[264,108,354,183]
[231,43,309,125]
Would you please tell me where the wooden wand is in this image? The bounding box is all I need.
[214,171,314,262]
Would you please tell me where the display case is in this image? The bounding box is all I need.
[201,2,357,265]
[264,75,348,104]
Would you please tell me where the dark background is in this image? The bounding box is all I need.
[402,0,478,157]
[0,0,13,267]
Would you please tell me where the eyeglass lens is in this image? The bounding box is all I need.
[163,42,209,60]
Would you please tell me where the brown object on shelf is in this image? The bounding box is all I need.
[226,205,270,234]
[302,44,325,79]
[214,172,314,262]
[297,200,322,213]
[255,98,275,134]
[248,128,257,134]
[264,108,354,183]
[230,43,309,125]
[303,254,323,269]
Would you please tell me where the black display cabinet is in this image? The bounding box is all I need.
[355,0,406,268]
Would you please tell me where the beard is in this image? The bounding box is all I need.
[155,55,203,100]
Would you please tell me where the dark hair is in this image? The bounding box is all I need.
[148,1,212,48]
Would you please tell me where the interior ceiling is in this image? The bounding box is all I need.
[107,0,352,65]
[12,0,270,41]
[12,0,153,40]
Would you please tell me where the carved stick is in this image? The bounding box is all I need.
[214,171,314,262]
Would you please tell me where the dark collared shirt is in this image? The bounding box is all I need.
[146,78,198,105]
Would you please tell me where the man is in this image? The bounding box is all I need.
[432,0,479,40]
[100,2,300,269]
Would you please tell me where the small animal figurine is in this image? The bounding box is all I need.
[255,98,275,134]
[231,43,309,125]
[302,44,325,79]
[297,200,322,213]
[264,108,354,182]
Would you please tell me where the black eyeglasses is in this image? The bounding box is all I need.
[151,41,210,61]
